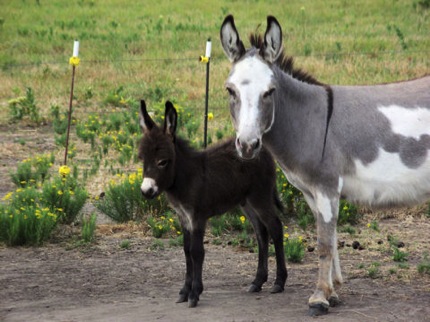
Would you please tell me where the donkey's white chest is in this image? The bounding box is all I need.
[342,148,430,206]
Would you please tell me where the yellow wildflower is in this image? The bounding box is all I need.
[59,165,71,176]
[240,215,246,224]
[208,112,214,121]
[284,232,290,239]
[2,192,13,201]
[57,190,63,195]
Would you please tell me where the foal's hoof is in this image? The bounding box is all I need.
[307,303,329,316]
[188,298,198,308]
[247,284,262,293]
[269,284,284,294]
[176,294,188,303]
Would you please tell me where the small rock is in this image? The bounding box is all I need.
[307,246,315,252]
[397,241,405,248]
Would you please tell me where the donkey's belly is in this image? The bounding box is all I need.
[342,149,430,207]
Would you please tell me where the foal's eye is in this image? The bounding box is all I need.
[157,159,169,168]
[263,88,275,99]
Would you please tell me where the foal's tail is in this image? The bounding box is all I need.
[273,191,286,218]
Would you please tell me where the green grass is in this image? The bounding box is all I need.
[1,0,428,123]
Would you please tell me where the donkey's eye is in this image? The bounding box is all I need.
[263,88,275,99]
[157,159,169,168]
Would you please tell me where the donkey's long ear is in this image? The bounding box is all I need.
[164,101,177,138]
[139,99,156,134]
[261,16,283,63]
[220,15,245,62]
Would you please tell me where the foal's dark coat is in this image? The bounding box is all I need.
[138,100,287,308]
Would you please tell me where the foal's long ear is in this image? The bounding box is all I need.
[261,16,283,63]
[220,15,245,62]
[139,99,156,134]
[164,101,177,138]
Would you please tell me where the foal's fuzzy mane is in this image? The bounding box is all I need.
[249,33,323,86]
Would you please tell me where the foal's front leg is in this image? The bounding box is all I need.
[177,229,192,303]
[188,227,205,307]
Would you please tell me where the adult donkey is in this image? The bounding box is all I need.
[138,100,287,308]
[220,15,430,315]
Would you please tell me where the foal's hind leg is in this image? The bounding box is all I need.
[248,201,287,293]
[241,205,269,293]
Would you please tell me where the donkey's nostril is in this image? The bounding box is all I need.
[252,139,260,150]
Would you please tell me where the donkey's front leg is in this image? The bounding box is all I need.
[177,229,192,303]
[188,227,205,308]
[307,192,340,316]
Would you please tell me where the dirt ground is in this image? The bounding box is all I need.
[1,125,430,321]
[0,214,429,322]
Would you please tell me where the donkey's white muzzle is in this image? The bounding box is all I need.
[235,136,261,160]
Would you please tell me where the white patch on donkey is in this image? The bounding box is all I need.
[343,148,430,206]
[378,105,430,139]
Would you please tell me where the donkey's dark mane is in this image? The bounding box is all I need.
[249,33,323,86]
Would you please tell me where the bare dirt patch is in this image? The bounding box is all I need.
[1,214,429,322]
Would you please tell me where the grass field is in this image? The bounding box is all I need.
[0,0,429,124]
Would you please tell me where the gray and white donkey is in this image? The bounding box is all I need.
[220,15,430,315]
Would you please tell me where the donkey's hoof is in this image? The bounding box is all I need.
[269,284,284,294]
[247,284,262,293]
[328,295,341,307]
[307,303,329,316]
[188,298,198,308]
[176,294,188,303]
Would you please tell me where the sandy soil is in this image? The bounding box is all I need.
[1,215,430,322]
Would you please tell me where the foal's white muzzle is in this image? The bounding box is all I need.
[141,178,158,199]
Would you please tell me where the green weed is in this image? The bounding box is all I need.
[8,87,42,124]
[284,237,305,263]
[392,247,408,262]
[96,169,169,222]
[417,254,430,275]
[10,154,54,187]
[81,213,97,243]
[367,262,381,279]
[120,239,131,249]
[41,172,88,225]
[147,211,181,238]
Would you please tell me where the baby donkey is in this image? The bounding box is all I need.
[138,100,287,308]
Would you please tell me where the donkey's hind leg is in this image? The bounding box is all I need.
[241,205,269,293]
